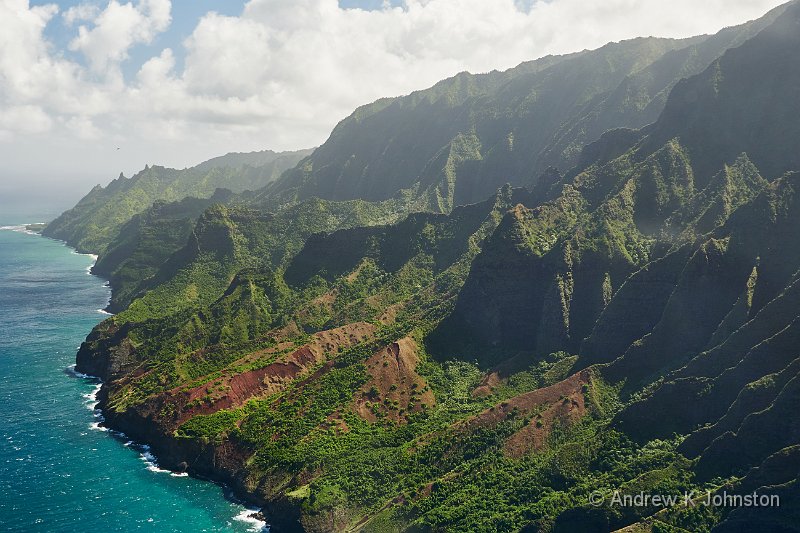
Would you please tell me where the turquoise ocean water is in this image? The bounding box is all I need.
[0,218,265,532]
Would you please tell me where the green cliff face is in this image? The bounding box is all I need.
[55,3,800,531]
[42,148,311,254]
[263,2,788,211]
[92,191,234,312]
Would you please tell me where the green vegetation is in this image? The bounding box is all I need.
[63,5,800,532]
[44,148,310,254]
[266,5,786,211]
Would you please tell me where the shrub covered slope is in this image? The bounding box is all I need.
[52,4,800,532]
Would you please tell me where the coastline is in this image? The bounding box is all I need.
[66,364,270,532]
[0,223,47,236]
[87,377,291,532]
[7,225,274,533]
[67,251,278,532]
[34,229,301,531]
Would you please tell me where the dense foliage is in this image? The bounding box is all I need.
[58,4,800,532]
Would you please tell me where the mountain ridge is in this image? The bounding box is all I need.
[45,3,800,531]
[43,148,311,254]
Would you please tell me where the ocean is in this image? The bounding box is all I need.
[0,219,266,532]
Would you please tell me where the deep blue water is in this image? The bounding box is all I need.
[0,219,265,532]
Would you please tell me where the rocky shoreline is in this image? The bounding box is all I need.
[76,354,305,532]
[71,273,309,533]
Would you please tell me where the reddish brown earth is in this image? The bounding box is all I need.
[140,322,378,429]
[462,369,591,458]
[354,337,436,423]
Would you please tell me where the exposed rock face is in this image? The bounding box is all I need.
[500,371,589,459]
[91,323,379,532]
[106,321,377,430]
[54,4,800,531]
[354,338,436,423]
[76,321,137,380]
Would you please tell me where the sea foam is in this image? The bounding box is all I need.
[66,343,257,529]
[68,366,187,476]
[139,446,172,474]
[233,508,270,532]
[65,364,94,380]
[0,223,44,235]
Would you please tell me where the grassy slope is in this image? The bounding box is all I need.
[61,4,800,532]
[87,148,799,531]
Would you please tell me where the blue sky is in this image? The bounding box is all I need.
[1,0,788,207]
[30,0,403,81]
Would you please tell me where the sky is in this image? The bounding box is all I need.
[0,0,789,211]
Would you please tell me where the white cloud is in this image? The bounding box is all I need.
[69,0,171,73]
[63,3,100,26]
[183,14,272,99]
[0,1,61,103]
[0,0,790,192]
[64,115,102,140]
[0,104,53,136]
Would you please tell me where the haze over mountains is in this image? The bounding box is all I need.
[42,2,800,532]
[45,148,312,253]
